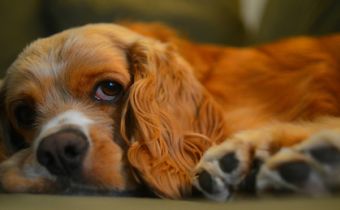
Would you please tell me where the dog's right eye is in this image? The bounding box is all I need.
[13,103,36,128]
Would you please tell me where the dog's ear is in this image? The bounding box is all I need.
[121,39,226,198]
[0,79,28,162]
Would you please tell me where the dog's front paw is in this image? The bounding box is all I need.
[257,131,340,195]
[193,137,255,201]
[0,148,57,193]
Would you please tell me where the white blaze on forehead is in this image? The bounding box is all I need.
[43,110,93,132]
[34,110,93,151]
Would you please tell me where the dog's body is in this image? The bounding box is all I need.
[0,23,340,201]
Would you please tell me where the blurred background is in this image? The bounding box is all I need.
[0,0,339,77]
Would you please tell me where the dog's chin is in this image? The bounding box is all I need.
[54,177,155,198]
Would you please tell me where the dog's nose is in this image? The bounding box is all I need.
[37,128,89,177]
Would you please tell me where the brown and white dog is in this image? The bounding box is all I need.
[0,23,339,201]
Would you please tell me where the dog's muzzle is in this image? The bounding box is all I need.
[36,128,89,178]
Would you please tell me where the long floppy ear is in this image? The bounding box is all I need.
[121,39,226,198]
[0,79,28,162]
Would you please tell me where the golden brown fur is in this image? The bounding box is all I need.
[0,22,339,199]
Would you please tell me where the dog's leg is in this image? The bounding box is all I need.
[193,117,340,201]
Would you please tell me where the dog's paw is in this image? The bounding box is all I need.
[256,130,340,195]
[0,148,57,193]
[193,137,255,201]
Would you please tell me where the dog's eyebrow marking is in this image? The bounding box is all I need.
[34,110,93,151]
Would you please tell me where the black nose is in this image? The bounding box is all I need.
[37,128,89,177]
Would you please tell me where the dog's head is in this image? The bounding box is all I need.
[0,24,225,198]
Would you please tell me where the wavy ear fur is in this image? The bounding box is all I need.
[121,39,226,198]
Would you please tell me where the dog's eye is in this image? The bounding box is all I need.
[13,103,36,128]
[94,81,123,102]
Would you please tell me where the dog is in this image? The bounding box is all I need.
[0,22,339,201]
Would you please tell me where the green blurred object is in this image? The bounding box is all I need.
[0,0,44,77]
[257,0,340,44]
[42,0,244,45]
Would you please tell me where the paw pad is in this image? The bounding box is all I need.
[197,170,216,194]
[218,153,239,173]
[277,161,311,186]
[309,146,340,165]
